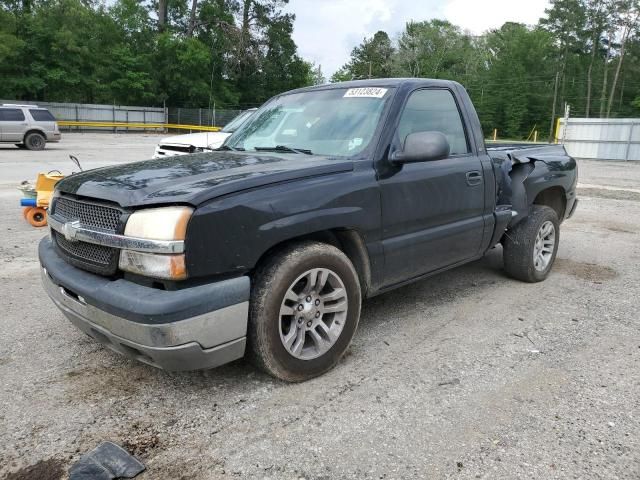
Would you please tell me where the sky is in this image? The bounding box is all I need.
[287,0,551,77]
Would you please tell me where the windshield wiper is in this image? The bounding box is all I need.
[254,145,313,155]
[218,144,244,151]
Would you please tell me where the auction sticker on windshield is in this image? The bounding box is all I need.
[343,87,388,98]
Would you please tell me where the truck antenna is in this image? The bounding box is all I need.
[69,155,83,172]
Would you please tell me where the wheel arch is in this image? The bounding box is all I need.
[23,128,47,142]
[532,186,566,221]
[251,228,372,297]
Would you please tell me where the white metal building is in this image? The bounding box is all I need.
[557,118,640,161]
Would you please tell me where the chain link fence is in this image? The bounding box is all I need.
[1,100,251,132]
[167,108,243,129]
[1,99,165,131]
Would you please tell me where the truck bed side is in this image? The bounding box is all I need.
[487,144,578,237]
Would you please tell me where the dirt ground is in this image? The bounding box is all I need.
[0,134,639,479]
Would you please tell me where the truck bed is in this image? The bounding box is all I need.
[486,142,576,230]
[486,142,569,164]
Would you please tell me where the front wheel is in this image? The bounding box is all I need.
[503,205,559,282]
[248,241,361,382]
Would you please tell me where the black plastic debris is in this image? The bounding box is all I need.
[69,442,145,480]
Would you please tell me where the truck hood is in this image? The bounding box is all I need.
[159,131,230,148]
[55,151,353,207]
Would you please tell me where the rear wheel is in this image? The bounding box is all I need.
[248,241,361,382]
[24,132,46,151]
[503,205,559,282]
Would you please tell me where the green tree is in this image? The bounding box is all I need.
[152,33,213,106]
[330,67,352,83]
[473,23,557,139]
[0,8,27,98]
[257,12,312,101]
[583,0,612,116]
[333,31,394,80]
[394,20,480,80]
[606,0,640,116]
[0,0,310,108]
[310,64,326,85]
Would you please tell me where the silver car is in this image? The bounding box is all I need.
[0,104,61,150]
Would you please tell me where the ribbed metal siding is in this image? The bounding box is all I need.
[558,118,640,161]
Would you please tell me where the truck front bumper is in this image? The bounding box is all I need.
[39,238,249,371]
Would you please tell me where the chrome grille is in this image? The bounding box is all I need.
[55,233,114,266]
[52,196,123,275]
[54,197,121,231]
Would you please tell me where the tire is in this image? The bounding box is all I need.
[503,205,559,282]
[24,132,46,151]
[248,241,362,382]
[23,207,33,219]
[26,207,47,227]
[15,143,27,149]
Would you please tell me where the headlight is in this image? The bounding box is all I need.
[124,206,191,240]
[118,206,193,280]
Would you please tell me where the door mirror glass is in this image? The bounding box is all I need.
[392,131,450,164]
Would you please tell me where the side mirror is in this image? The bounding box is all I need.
[391,131,450,164]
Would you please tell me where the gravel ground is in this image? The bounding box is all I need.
[0,135,639,479]
[0,133,162,186]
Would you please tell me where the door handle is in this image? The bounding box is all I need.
[465,171,482,186]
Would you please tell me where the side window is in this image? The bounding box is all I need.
[397,89,469,155]
[29,109,56,121]
[0,109,26,121]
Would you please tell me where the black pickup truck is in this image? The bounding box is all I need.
[40,79,577,381]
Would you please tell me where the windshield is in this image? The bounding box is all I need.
[221,110,255,133]
[226,87,391,157]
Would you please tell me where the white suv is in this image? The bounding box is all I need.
[0,104,62,150]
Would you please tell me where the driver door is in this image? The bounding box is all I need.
[378,88,486,286]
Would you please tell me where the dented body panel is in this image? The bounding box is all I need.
[488,143,578,228]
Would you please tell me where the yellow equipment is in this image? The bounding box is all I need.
[19,172,64,227]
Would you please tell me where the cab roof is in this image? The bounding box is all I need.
[2,103,40,108]
[286,78,463,95]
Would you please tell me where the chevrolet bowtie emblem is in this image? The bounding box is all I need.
[62,220,81,242]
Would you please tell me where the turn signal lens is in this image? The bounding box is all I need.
[119,251,187,280]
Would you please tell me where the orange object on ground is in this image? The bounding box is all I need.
[23,207,33,219]
[26,207,47,227]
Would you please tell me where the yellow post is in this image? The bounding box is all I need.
[554,117,561,143]
[492,129,497,141]
[533,130,538,143]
